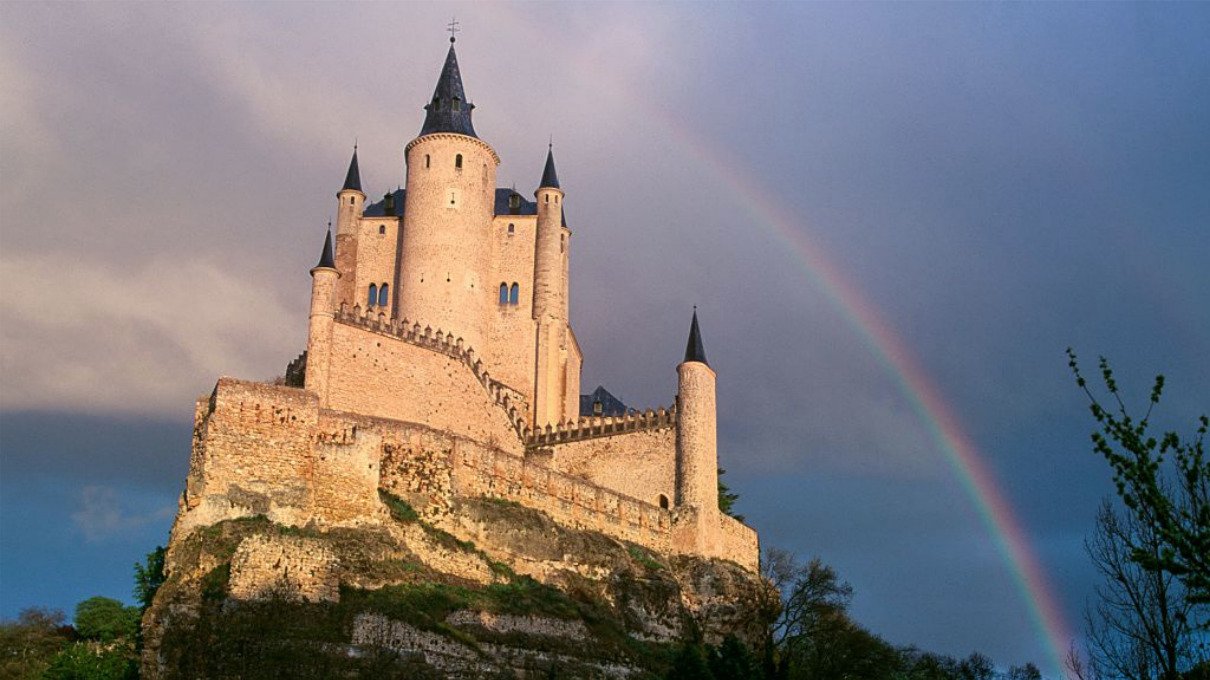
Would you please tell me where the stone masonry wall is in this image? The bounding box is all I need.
[324,319,525,454]
[535,426,676,510]
[174,378,757,572]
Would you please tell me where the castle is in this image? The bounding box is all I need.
[171,37,757,573]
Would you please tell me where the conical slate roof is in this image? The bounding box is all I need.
[540,145,560,189]
[684,308,708,365]
[420,42,478,138]
[342,147,362,192]
[316,229,335,269]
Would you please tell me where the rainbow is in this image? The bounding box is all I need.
[658,121,1075,672]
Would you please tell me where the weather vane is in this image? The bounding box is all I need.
[447,18,460,43]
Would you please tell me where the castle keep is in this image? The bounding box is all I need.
[172,38,757,575]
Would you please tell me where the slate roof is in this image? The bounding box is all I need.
[684,309,708,365]
[419,43,478,138]
[342,148,362,192]
[540,146,560,189]
[316,229,335,269]
[579,386,628,417]
[362,188,537,218]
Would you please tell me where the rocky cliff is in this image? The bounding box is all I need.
[142,492,772,678]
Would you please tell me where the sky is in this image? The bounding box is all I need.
[1,2,1208,676]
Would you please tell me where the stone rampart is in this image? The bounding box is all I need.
[526,406,676,447]
[174,378,756,572]
[326,305,529,449]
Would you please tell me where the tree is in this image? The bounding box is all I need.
[719,468,745,522]
[1068,350,1209,609]
[1006,662,1043,680]
[1083,501,1205,680]
[708,635,761,680]
[0,608,72,679]
[73,597,139,642]
[134,545,166,611]
[667,643,715,680]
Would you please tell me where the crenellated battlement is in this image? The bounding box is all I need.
[526,405,677,448]
[333,303,531,439]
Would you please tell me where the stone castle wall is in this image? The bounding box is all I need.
[173,377,757,572]
[350,214,403,315]
[323,312,527,454]
[533,426,677,511]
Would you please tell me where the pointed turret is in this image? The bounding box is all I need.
[315,228,335,270]
[540,144,560,189]
[420,39,477,138]
[683,308,708,365]
[342,147,362,192]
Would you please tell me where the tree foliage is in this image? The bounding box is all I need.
[0,608,72,679]
[73,596,140,643]
[719,467,745,522]
[1068,350,1209,609]
[134,546,166,611]
[1084,501,1206,680]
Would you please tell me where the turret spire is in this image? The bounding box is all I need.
[342,145,362,192]
[316,225,335,269]
[683,307,708,365]
[420,39,477,138]
[540,143,560,189]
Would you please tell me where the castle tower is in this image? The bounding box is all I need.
[305,229,340,406]
[334,147,364,308]
[398,38,499,350]
[532,146,570,427]
[675,309,719,513]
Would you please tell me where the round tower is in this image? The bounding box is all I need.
[334,147,364,308]
[532,145,566,322]
[397,38,499,351]
[305,230,340,407]
[675,309,719,512]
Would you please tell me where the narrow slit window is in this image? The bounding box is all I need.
[378,283,389,307]
[425,154,431,169]
[368,284,377,307]
[509,283,519,305]
[455,154,463,170]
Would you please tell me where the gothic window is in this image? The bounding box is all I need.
[455,154,463,170]
[509,283,519,305]
[658,494,669,510]
[378,283,389,307]
[499,283,508,305]
[368,283,378,307]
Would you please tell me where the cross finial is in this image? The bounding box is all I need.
[447,17,460,43]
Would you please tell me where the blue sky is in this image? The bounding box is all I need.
[1,3,1207,676]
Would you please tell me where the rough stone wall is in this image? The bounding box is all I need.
[487,214,538,410]
[398,133,499,351]
[537,427,676,510]
[228,533,340,603]
[175,379,382,538]
[350,215,402,316]
[324,320,524,452]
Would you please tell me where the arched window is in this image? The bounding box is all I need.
[379,225,386,235]
[507,223,515,234]
[509,283,519,305]
[499,283,508,305]
[425,154,430,169]
[658,494,669,509]
[378,283,389,307]
[368,283,377,307]
[455,154,463,170]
